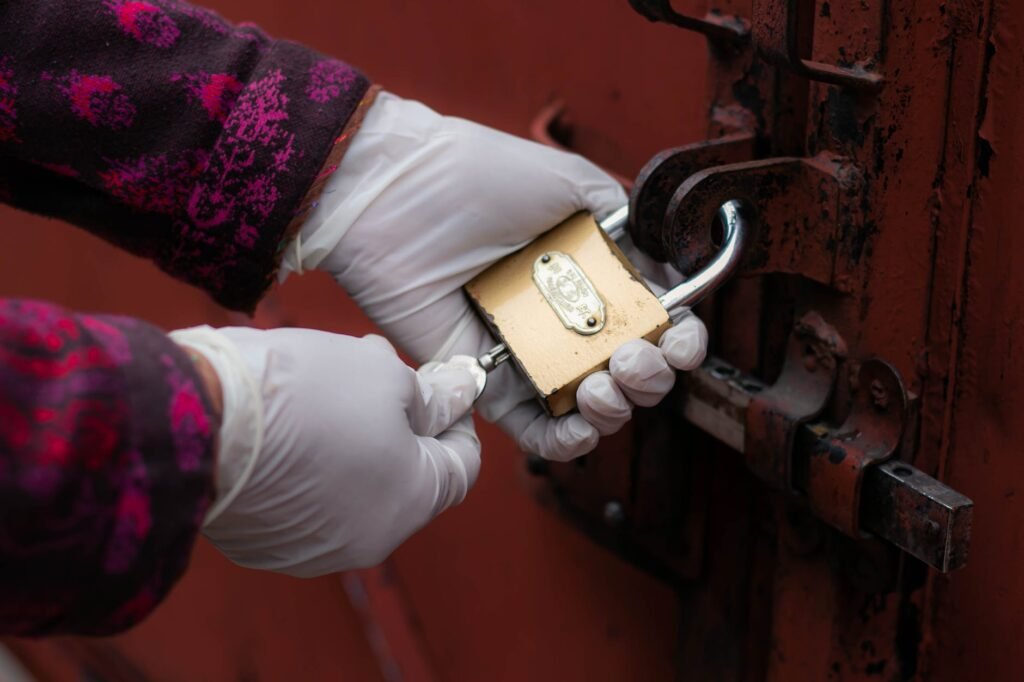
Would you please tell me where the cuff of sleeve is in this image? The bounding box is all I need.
[277,85,383,281]
[62,315,219,634]
[168,326,264,527]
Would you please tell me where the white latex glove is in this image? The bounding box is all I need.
[169,325,480,577]
[282,92,708,462]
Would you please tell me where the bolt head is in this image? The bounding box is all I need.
[603,500,627,528]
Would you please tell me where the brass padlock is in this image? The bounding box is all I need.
[462,200,749,416]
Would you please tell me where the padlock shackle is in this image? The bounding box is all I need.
[657,199,749,318]
[599,206,630,243]
[599,201,750,316]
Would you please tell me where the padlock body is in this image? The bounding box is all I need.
[466,212,670,416]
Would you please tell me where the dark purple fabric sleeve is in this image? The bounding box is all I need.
[0,0,370,312]
[0,298,217,636]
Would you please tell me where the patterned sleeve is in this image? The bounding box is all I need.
[0,0,371,312]
[0,298,217,636]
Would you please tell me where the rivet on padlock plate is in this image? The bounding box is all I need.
[462,200,750,416]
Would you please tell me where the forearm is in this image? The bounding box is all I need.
[0,0,372,311]
[0,298,218,636]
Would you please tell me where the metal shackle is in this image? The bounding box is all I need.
[473,200,751,379]
[600,199,750,320]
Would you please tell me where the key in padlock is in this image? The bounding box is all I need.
[461,199,750,416]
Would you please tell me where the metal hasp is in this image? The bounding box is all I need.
[680,346,974,573]
[744,312,847,492]
[861,461,973,574]
[751,0,884,91]
[626,0,882,90]
[654,155,866,294]
[627,0,749,45]
[803,358,908,537]
[629,133,756,261]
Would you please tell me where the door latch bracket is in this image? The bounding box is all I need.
[656,154,865,293]
[745,312,847,491]
[627,0,749,45]
[627,0,884,90]
[803,358,907,537]
[678,342,974,572]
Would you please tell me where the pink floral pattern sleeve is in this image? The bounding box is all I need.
[0,0,371,312]
[0,298,217,635]
[0,0,371,636]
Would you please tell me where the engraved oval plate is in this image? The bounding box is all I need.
[532,251,606,335]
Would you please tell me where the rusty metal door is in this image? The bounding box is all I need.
[5,1,1024,681]
[531,1,1022,680]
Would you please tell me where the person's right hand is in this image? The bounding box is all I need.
[169,325,480,577]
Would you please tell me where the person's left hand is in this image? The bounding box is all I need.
[282,92,708,461]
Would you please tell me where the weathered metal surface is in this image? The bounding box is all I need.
[919,2,1024,679]
[751,0,884,90]
[628,132,755,260]
[627,0,750,44]
[661,154,864,291]
[636,0,883,90]
[680,358,758,453]
[745,312,847,490]
[861,461,973,574]
[804,359,908,536]
[536,395,709,582]
[676,357,973,574]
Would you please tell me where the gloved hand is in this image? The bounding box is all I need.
[170,325,480,577]
[282,92,708,461]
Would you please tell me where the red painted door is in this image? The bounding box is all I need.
[3,1,705,680]
[6,1,1024,681]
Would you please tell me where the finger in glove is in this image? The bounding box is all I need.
[608,339,676,407]
[658,312,709,371]
[418,413,481,516]
[499,401,600,462]
[576,371,634,436]
[412,361,478,437]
